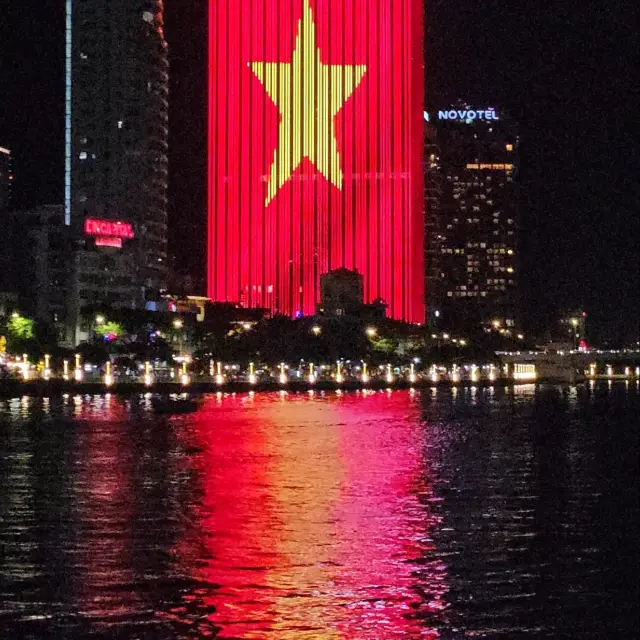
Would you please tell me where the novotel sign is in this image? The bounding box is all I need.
[424,108,500,123]
[84,218,135,240]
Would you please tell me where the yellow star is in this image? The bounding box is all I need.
[250,0,367,206]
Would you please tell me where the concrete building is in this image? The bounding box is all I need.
[318,268,364,317]
[6,206,73,339]
[65,0,169,305]
[425,104,519,333]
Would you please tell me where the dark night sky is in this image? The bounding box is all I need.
[1,1,637,344]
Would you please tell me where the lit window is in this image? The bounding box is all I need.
[118,120,123,129]
[506,144,513,151]
[79,151,87,160]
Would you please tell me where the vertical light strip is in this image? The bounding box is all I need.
[64,0,72,225]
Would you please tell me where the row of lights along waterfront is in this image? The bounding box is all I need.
[7,357,640,388]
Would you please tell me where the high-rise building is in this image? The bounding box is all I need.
[207,0,424,323]
[0,146,14,298]
[425,105,519,332]
[65,0,169,311]
[423,121,443,327]
[7,206,73,334]
[0,146,11,215]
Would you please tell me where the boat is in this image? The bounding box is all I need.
[151,396,201,414]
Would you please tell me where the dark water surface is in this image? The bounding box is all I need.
[0,384,638,639]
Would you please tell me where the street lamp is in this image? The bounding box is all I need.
[180,361,190,386]
[216,361,225,386]
[96,315,105,325]
[74,353,83,382]
[311,325,321,335]
[366,326,377,337]
[385,363,394,384]
[105,361,114,387]
[144,361,153,386]
[173,318,184,356]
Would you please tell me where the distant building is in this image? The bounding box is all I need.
[0,147,14,297]
[318,268,364,317]
[6,206,73,339]
[424,121,443,327]
[65,0,169,301]
[425,104,519,333]
[559,310,587,348]
[6,205,144,345]
[0,146,11,215]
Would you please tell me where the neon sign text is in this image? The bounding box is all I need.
[437,109,499,121]
[84,218,135,239]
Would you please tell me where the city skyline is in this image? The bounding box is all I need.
[0,0,637,343]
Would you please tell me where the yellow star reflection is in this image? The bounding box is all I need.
[250,0,367,206]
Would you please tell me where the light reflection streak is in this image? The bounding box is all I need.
[73,398,141,627]
[169,392,446,637]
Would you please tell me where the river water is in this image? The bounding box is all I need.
[0,383,638,639]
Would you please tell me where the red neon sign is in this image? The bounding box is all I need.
[207,0,424,322]
[95,237,123,248]
[84,218,135,240]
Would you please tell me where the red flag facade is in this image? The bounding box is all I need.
[208,0,424,322]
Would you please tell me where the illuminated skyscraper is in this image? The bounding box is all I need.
[65,0,169,302]
[208,0,424,323]
[426,105,519,332]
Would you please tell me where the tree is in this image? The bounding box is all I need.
[94,321,124,339]
[7,314,34,340]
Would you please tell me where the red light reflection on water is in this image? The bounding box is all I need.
[169,391,447,638]
[72,396,142,627]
